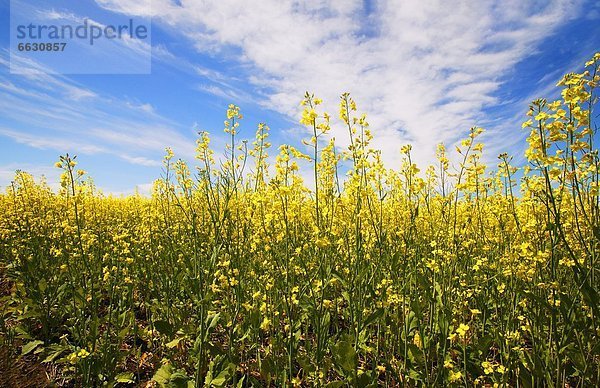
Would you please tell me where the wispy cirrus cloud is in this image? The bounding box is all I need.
[195,83,251,103]
[0,127,106,154]
[0,51,195,168]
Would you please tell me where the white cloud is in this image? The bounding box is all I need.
[65,86,98,101]
[95,0,584,169]
[39,9,81,22]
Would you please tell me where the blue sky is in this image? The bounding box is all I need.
[0,0,599,194]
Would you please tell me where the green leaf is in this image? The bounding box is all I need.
[407,343,424,364]
[362,308,384,329]
[563,343,586,372]
[21,340,43,355]
[236,376,246,388]
[297,354,316,374]
[210,363,235,387]
[118,326,130,340]
[152,363,174,385]
[151,365,192,388]
[169,371,191,388]
[332,335,357,375]
[154,320,174,337]
[204,313,220,341]
[115,372,135,383]
[207,312,220,330]
[166,337,182,349]
[357,371,375,387]
[14,325,32,340]
[41,345,68,363]
[38,279,47,293]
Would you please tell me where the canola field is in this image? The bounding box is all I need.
[1,53,599,387]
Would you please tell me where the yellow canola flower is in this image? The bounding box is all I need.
[260,317,271,331]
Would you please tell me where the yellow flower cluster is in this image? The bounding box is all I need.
[1,52,599,387]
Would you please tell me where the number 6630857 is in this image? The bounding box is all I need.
[17,42,67,52]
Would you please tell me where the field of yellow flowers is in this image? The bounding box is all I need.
[1,53,599,387]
